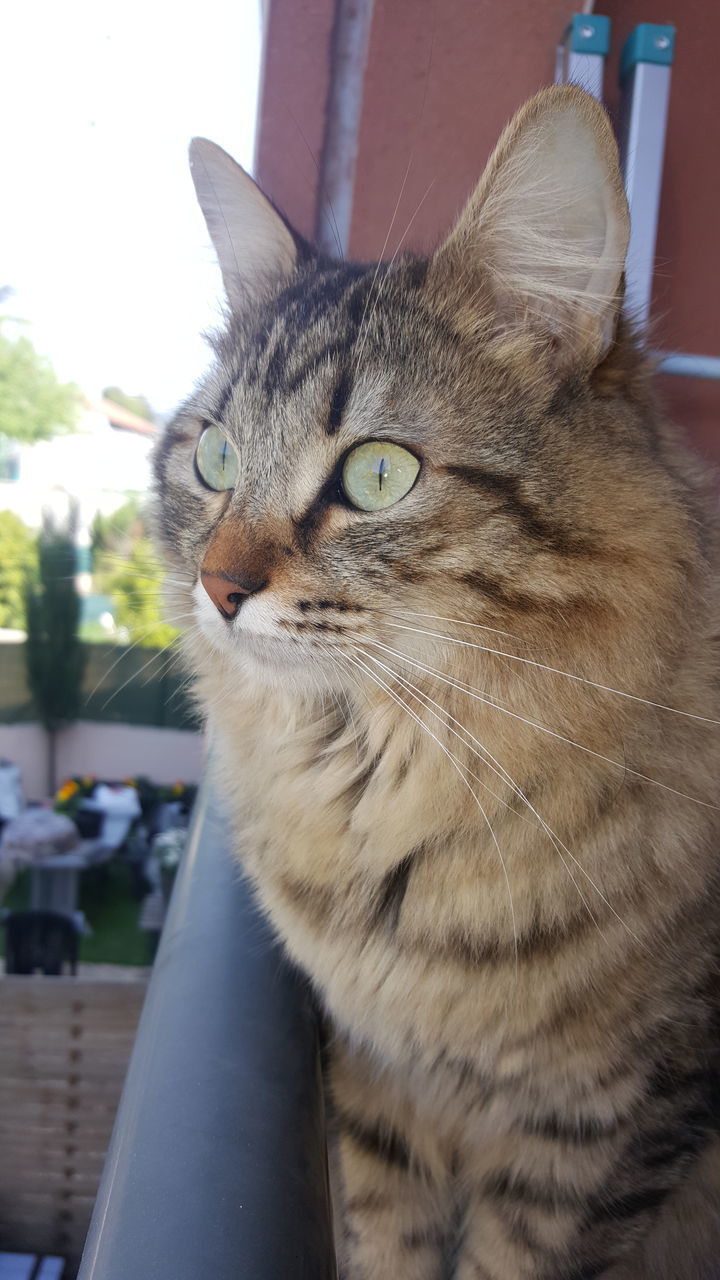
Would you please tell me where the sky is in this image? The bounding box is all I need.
[2,0,261,417]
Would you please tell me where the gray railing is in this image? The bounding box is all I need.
[79,786,337,1280]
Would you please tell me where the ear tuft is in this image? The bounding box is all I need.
[189,138,298,313]
[433,87,630,369]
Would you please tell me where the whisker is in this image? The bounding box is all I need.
[351,19,435,362]
[368,634,720,811]
[324,652,364,767]
[357,646,541,822]
[361,643,624,945]
[377,608,523,642]
[353,178,436,374]
[341,647,518,968]
[98,640,182,712]
[381,619,720,729]
[285,104,344,260]
[84,612,194,702]
[163,665,198,714]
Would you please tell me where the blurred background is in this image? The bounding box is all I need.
[0,0,718,1275]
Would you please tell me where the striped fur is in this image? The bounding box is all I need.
[154,89,720,1277]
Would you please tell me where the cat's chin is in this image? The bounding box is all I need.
[204,625,347,695]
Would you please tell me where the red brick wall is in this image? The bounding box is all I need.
[255,0,720,462]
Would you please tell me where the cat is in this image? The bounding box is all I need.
[154,86,720,1279]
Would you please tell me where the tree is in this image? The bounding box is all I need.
[0,511,37,629]
[0,324,79,443]
[90,496,145,563]
[91,497,178,648]
[102,386,155,424]
[102,538,178,648]
[25,506,86,794]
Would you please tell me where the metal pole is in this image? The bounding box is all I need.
[618,24,675,332]
[315,0,375,256]
[79,786,337,1280]
[655,352,720,380]
[554,14,611,101]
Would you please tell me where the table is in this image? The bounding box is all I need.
[28,839,115,926]
[1,810,114,925]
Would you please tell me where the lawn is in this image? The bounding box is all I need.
[1,857,151,966]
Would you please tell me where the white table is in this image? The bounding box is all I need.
[28,838,115,926]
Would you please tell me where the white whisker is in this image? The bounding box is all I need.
[374,627,719,810]
[361,642,626,946]
[98,641,180,711]
[378,608,522,642]
[381,619,720,728]
[341,646,519,969]
[353,179,436,375]
[85,612,193,702]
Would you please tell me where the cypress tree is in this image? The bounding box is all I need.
[25,504,85,795]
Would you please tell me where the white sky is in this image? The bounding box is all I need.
[2,0,261,416]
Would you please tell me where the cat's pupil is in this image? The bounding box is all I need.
[221,441,228,472]
[377,458,387,491]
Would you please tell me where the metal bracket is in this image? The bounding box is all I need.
[555,14,611,101]
[617,24,675,331]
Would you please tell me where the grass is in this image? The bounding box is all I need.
[1,857,152,967]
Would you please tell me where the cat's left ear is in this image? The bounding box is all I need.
[431,86,630,369]
[190,138,298,312]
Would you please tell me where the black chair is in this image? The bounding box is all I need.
[3,910,79,975]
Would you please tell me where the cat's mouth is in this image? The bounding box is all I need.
[193,582,352,678]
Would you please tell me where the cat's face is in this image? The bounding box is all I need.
[154,256,548,687]
[154,88,689,700]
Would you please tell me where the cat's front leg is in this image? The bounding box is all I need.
[328,1038,454,1280]
[451,1129,686,1280]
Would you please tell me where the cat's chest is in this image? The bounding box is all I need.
[205,686,626,1093]
[209,681,446,892]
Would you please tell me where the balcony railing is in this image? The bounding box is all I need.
[79,786,337,1279]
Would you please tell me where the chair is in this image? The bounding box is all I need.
[3,910,79,975]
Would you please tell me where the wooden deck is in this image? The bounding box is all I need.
[0,976,147,1276]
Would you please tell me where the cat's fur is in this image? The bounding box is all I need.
[154,87,720,1278]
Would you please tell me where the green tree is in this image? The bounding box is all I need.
[25,506,86,793]
[102,386,155,424]
[90,496,144,565]
[0,324,79,442]
[91,497,178,648]
[101,538,178,648]
[0,511,37,628]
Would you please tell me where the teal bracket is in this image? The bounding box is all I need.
[621,24,676,83]
[568,14,611,56]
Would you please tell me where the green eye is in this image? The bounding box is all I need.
[342,441,420,511]
[195,425,239,491]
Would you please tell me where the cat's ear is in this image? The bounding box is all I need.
[189,138,298,312]
[432,86,630,368]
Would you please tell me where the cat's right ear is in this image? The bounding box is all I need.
[429,87,630,371]
[189,139,298,313]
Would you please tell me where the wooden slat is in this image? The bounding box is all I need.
[0,1256,36,1280]
[0,977,145,1273]
[0,1168,104,1198]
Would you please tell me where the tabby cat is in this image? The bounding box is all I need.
[154,87,720,1278]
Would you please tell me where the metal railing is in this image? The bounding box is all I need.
[79,786,337,1280]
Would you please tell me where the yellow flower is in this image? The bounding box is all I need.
[171,782,184,796]
[56,780,79,803]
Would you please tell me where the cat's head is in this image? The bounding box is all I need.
[155,87,689,701]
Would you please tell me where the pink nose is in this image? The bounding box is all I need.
[200,570,265,620]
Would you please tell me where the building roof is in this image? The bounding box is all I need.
[86,397,157,437]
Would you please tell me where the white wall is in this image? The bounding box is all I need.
[0,721,204,802]
[0,411,154,530]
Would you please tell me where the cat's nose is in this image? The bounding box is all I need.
[200,570,266,620]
